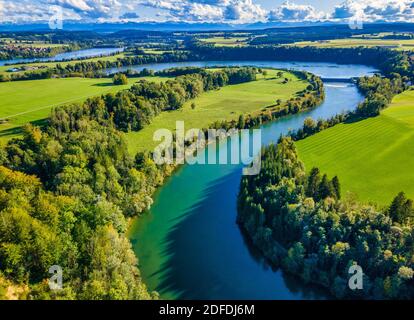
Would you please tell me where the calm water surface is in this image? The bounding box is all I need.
[0,47,123,66]
[128,61,377,300]
[106,60,376,79]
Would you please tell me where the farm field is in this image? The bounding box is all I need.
[199,36,249,47]
[296,89,414,206]
[126,69,307,154]
[0,76,168,143]
[289,38,414,51]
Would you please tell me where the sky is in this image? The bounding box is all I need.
[0,0,413,24]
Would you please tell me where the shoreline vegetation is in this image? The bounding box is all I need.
[0,77,170,143]
[296,88,414,205]
[126,68,323,154]
[0,43,84,61]
[0,39,413,300]
[1,43,410,83]
[0,65,320,299]
[237,49,414,299]
[237,135,414,299]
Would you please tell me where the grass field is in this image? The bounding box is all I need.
[0,76,168,142]
[290,38,414,51]
[199,36,249,47]
[142,49,172,55]
[296,89,414,206]
[126,69,307,154]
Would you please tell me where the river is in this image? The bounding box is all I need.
[128,61,377,300]
[0,47,123,66]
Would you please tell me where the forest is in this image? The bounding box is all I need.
[53,67,258,133]
[291,72,408,141]
[190,44,413,80]
[237,137,414,299]
[1,27,414,300]
[0,43,83,61]
[2,40,413,85]
[237,44,414,299]
[0,50,193,82]
[0,67,261,299]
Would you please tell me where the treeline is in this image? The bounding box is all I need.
[244,24,414,45]
[0,68,256,298]
[189,44,413,80]
[207,72,324,132]
[0,66,320,299]
[0,51,196,82]
[53,52,192,77]
[0,120,164,299]
[291,73,407,141]
[0,44,81,61]
[153,67,204,77]
[356,74,407,117]
[52,68,257,133]
[238,137,414,299]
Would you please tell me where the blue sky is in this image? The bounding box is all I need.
[0,1,413,24]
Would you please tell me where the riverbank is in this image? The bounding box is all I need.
[128,62,371,299]
[297,88,414,205]
[126,68,319,154]
[236,66,414,299]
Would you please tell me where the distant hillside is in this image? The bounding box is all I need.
[1,21,414,33]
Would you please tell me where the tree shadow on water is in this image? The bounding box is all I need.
[153,169,243,299]
[151,167,331,300]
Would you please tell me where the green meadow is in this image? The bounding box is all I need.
[0,69,307,158]
[290,38,414,51]
[296,89,414,206]
[0,76,167,142]
[199,36,249,47]
[126,69,307,154]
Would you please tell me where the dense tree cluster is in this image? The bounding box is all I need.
[206,72,324,132]
[113,73,128,85]
[238,137,414,299]
[154,67,205,77]
[243,24,414,46]
[0,51,195,82]
[1,39,412,300]
[356,74,407,117]
[291,114,348,141]
[0,113,166,299]
[0,67,259,298]
[190,44,413,80]
[0,44,80,61]
[48,68,257,133]
[291,74,407,141]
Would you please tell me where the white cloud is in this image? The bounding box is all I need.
[140,0,266,23]
[48,0,122,18]
[268,1,325,22]
[1,0,414,24]
[332,0,414,22]
[1,0,76,23]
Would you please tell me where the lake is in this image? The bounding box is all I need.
[128,61,377,300]
[106,60,376,79]
[0,47,123,66]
